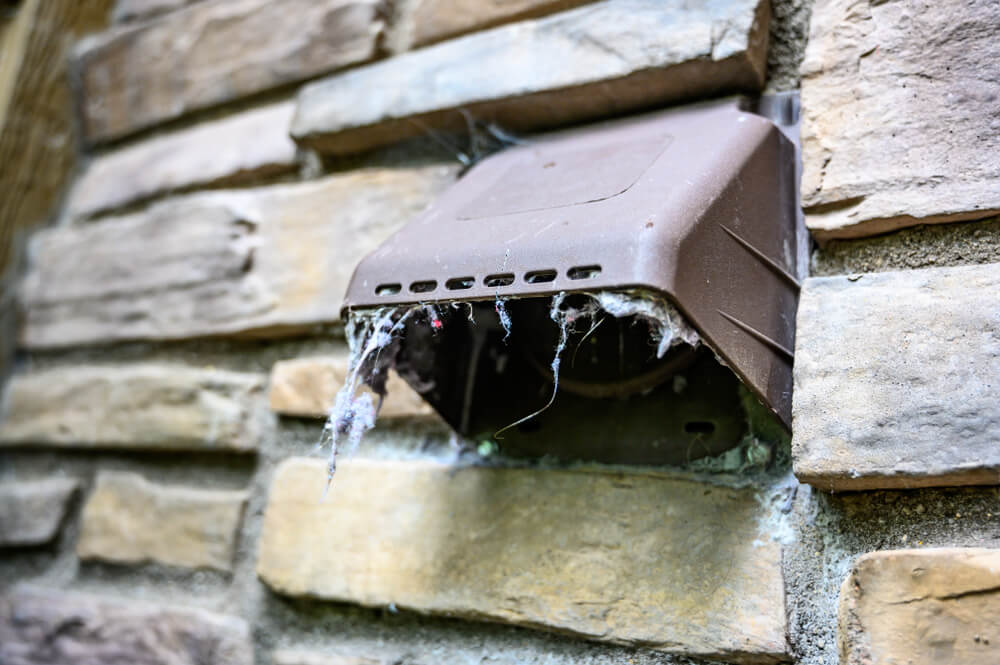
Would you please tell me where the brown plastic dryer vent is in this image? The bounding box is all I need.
[342,96,803,466]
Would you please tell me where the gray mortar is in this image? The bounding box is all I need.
[811,214,1000,276]
[765,0,814,92]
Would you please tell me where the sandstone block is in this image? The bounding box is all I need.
[268,356,434,420]
[792,264,1000,490]
[112,0,202,23]
[67,102,297,219]
[274,651,381,665]
[257,458,789,663]
[78,0,383,143]
[0,478,79,547]
[78,471,248,572]
[800,0,1000,240]
[839,549,1000,665]
[405,0,595,47]
[292,0,769,155]
[19,165,457,349]
[0,587,253,665]
[0,364,265,451]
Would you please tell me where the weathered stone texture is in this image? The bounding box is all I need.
[0,478,79,547]
[800,0,1000,240]
[269,356,434,419]
[292,0,769,155]
[78,471,247,572]
[839,549,1000,665]
[0,587,253,665]
[274,651,381,665]
[20,165,457,348]
[67,102,297,219]
[405,0,596,47]
[257,458,788,663]
[78,0,384,143]
[0,365,265,451]
[792,264,1000,490]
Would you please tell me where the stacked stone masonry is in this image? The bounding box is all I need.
[2,0,1000,665]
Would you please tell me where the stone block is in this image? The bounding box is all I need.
[67,102,297,219]
[78,471,248,572]
[0,587,253,665]
[0,478,79,547]
[78,0,383,143]
[800,0,1000,240]
[405,0,595,47]
[0,364,265,451]
[19,165,457,349]
[257,458,789,663]
[292,0,769,155]
[112,0,202,23]
[839,549,1000,665]
[793,264,1000,490]
[268,356,434,420]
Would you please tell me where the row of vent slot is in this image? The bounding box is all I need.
[374,265,602,296]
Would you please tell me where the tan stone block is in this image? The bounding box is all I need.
[67,102,297,219]
[78,0,383,143]
[78,471,247,572]
[792,264,1000,490]
[0,587,253,665]
[406,0,596,47]
[268,356,434,420]
[839,549,1000,665]
[19,165,457,349]
[0,478,79,547]
[800,0,1000,240]
[257,458,789,663]
[292,0,769,155]
[0,364,265,451]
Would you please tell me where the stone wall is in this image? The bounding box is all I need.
[2,1,999,664]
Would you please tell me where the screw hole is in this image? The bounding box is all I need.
[446,276,475,290]
[484,273,515,288]
[375,283,401,296]
[525,269,557,284]
[684,421,716,435]
[567,265,601,280]
[409,280,437,294]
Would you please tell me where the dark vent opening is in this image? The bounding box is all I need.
[375,283,401,295]
[484,273,515,287]
[446,277,475,290]
[525,269,557,284]
[409,280,438,293]
[567,265,602,280]
[684,421,716,435]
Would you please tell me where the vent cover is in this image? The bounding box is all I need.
[342,96,802,462]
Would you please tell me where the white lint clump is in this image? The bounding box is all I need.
[591,290,700,357]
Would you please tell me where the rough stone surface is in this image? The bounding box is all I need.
[19,166,457,348]
[793,264,1000,490]
[78,0,384,143]
[0,364,265,451]
[257,458,789,663]
[67,102,297,219]
[292,0,769,155]
[78,471,247,572]
[0,478,79,547]
[800,0,1000,240]
[839,549,1000,664]
[274,651,382,665]
[268,356,435,420]
[0,586,253,665]
[404,0,596,48]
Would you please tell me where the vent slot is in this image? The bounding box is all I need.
[446,276,475,290]
[525,269,557,284]
[484,273,515,287]
[375,283,401,295]
[567,265,602,280]
[409,280,437,293]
